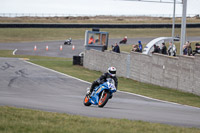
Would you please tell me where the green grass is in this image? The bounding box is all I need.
[1,28,200,43]
[0,106,200,133]
[118,77,200,107]
[0,28,87,43]
[1,50,200,108]
[1,50,200,132]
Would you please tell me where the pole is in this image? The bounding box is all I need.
[172,0,176,44]
[180,0,187,55]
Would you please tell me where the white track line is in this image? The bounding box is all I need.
[13,49,18,55]
[22,59,200,110]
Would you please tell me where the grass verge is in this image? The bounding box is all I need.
[1,50,200,108]
[0,106,200,133]
[1,28,200,43]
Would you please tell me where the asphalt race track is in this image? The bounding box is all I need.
[1,36,200,58]
[0,58,200,128]
[0,38,154,58]
[0,40,85,58]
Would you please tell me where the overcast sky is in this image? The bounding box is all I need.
[0,0,200,17]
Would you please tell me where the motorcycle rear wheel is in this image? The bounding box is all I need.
[83,96,91,106]
[98,91,110,108]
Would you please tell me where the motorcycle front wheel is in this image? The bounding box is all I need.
[83,96,91,106]
[98,91,110,108]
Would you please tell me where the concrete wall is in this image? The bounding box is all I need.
[83,49,200,96]
[194,55,200,95]
[177,55,195,93]
[129,52,180,89]
[84,50,129,77]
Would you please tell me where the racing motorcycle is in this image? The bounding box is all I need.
[83,78,117,108]
[64,38,72,45]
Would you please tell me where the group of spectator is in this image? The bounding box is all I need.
[112,40,143,54]
[151,41,200,56]
[183,41,200,56]
[111,36,200,57]
[152,43,168,55]
[151,42,177,56]
[131,41,143,53]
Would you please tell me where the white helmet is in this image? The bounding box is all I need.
[108,67,117,77]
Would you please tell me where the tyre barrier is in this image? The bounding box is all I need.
[73,56,83,66]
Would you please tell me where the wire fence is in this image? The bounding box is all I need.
[124,0,183,4]
[0,13,199,18]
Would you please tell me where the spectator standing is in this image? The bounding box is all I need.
[187,42,193,56]
[102,43,107,52]
[138,41,143,53]
[193,43,200,56]
[152,44,160,54]
[112,43,120,53]
[88,36,95,44]
[183,44,188,55]
[157,46,161,53]
[131,44,140,52]
[168,42,176,56]
[161,43,167,55]
[183,41,189,55]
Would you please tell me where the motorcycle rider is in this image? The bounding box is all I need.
[64,37,72,45]
[87,67,118,97]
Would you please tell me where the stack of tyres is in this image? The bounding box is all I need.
[73,56,83,66]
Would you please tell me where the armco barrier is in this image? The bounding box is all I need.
[0,23,200,28]
[83,49,200,96]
